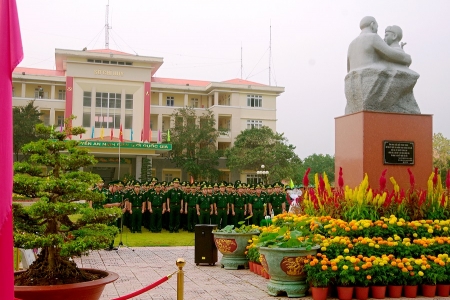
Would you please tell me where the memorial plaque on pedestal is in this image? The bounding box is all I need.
[383,141,414,165]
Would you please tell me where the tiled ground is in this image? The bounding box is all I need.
[75,247,446,300]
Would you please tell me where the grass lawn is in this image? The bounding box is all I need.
[113,226,195,247]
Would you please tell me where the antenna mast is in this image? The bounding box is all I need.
[240,43,243,79]
[105,0,112,49]
[269,21,272,86]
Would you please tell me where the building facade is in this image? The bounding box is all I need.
[13,48,284,183]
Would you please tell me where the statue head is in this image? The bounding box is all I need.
[360,16,378,33]
[384,25,403,46]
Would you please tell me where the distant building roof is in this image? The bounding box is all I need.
[221,78,266,86]
[13,67,65,77]
[86,49,133,56]
[152,77,211,87]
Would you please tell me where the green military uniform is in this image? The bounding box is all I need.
[92,186,110,209]
[129,186,145,233]
[249,188,267,226]
[197,192,213,224]
[232,191,247,228]
[185,189,198,232]
[149,186,165,233]
[215,191,229,229]
[271,192,286,216]
[109,190,124,230]
[166,179,184,233]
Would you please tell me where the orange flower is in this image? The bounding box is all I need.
[322,265,328,271]
[367,275,372,280]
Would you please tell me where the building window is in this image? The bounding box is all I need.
[166,96,174,106]
[12,86,15,97]
[191,98,198,108]
[57,115,64,127]
[87,59,132,66]
[83,92,91,107]
[247,120,263,129]
[247,94,262,107]
[164,173,173,182]
[246,174,261,184]
[125,115,133,129]
[125,94,133,109]
[35,87,44,99]
[94,92,121,129]
[58,89,66,100]
[82,113,91,128]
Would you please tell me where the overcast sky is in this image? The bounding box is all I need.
[16,0,450,159]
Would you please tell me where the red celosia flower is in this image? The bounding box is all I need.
[441,193,446,207]
[319,174,325,194]
[398,189,405,204]
[379,169,387,191]
[407,168,415,190]
[433,167,439,186]
[338,167,344,189]
[418,191,427,207]
[446,170,450,189]
[303,168,311,188]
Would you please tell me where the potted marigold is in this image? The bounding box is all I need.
[368,256,389,299]
[436,254,450,297]
[13,121,122,300]
[335,259,356,300]
[305,254,336,300]
[421,257,447,297]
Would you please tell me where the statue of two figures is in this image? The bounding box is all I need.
[345,16,421,115]
[287,188,303,215]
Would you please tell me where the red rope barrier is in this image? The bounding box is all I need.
[111,274,172,300]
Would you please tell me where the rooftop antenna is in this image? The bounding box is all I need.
[269,21,272,86]
[240,42,243,79]
[105,0,112,49]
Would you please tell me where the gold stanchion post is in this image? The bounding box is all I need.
[176,258,185,300]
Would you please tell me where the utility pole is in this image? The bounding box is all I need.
[105,0,112,49]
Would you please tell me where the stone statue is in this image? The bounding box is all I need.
[345,16,421,114]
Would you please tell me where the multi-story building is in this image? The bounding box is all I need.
[12,48,284,183]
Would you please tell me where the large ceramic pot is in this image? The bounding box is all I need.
[14,268,119,300]
[259,245,319,298]
[213,232,255,269]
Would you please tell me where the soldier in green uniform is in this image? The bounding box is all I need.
[102,181,122,250]
[196,185,213,224]
[214,183,229,229]
[248,184,267,226]
[185,183,198,232]
[231,183,247,228]
[209,184,217,225]
[129,183,145,233]
[269,182,287,216]
[91,180,110,209]
[166,178,184,233]
[148,182,165,233]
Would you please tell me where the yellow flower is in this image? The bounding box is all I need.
[344,249,349,253]
[321,247,327,251]
[343,265,348,270]
[418,271,424,276]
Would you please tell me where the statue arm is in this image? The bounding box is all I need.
[372,36,412,66]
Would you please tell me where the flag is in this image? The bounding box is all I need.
[190,176,194,184]
[60,123,63,132]
[130,128,133,140]
[50,124,54,138]
[167,129,171,142]
[140,129,143,142]
[290,179,294,189]
[110,128,113,140]
[91,126,94,138]
[158,130,161,143]
[100,127,104,140]
[119,124,123,142]
[0,0,23,298]
[149,130,152,143]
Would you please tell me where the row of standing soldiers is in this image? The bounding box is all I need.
[92,177,290,234]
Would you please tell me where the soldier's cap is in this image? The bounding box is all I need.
[190,183,197,188]
[267,184,273,189]
[255,184,262,189]
[151,177,159,182]
[236,183,243,189]
[154,182,162,187]
[181,181,187,187]
[284,185,291,190]
[207,184,213,189]
[194,181,199,185]
[213,183,219,188]
[169,181,174,186]
[273,182,281,188]
[234,180,241,185]
[227,182,234,188]
[172,177,180,183]
[201,184,207,190]
[161,181,167,186]
[134,181,141,187]
[219,182,226,187]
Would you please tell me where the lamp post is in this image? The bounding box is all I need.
[256,164,269,185]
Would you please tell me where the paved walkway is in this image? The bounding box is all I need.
[75,247,445,300]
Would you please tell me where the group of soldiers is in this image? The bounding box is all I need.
[91,177,291,236]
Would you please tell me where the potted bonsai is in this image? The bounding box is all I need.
[13,120,122,300]
[213,217,260,270]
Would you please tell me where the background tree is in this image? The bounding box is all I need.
[433,132,450,183]
[13,100,43,161]
[226,126,301,183]
[165,107,221,181]
[293,153,336,185]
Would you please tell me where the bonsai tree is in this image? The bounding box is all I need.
[13,118,121,286]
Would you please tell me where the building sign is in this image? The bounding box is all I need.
[79,140,172,150]
[383,141,414,165]
[94,70,124,76]
[96,157,132,164]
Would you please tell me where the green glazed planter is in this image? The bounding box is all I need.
[259,245,319,298]
[213,232,255,270]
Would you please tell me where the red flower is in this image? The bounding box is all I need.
[446,170,450,189]
[407,168,415,190]
[418,191,426,207]
[338,167,344,189]
[379,169,387,191]
[319,174,325,194]
[433,167,439,186]
[441,193,446,207]
[303,168,311,188]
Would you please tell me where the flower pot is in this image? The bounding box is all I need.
[337,286,354,300]
[262,268,270,279]
[249,261,255,272]
[421,284,436,297]
[388,285,403,298]
[437,283,450,297]
[355,286,369,300]
[311,286,329,300]
[370,285,386,299]
[255,263,262,275]
[14,268,119,300]
[259,245,319,298]
[213,232,256,269]
[404,285,418,298]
